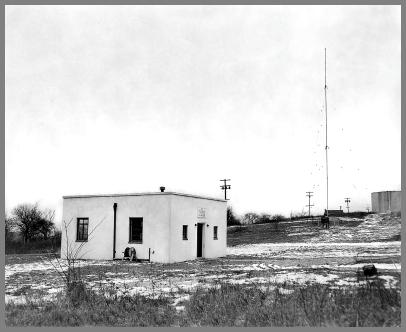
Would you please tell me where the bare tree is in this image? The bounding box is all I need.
[5,213,15,240]
[242,212,259,224]
[11,204,56,242]
[37,209,55,239]
[271,214,285,230]
[227,206,240,226]
[255,213,271,224]
[12,203,42,243]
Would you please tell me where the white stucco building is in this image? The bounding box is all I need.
[61,190,227,263]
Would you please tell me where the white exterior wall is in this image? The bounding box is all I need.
[114,195,171,263]
[61,196,114,260]
[61,193,227,263]
[61,195,171,262]
[169,195,227,263]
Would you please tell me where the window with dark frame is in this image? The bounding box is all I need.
[182,225,188,240]
[213,226,218,240]
[76,218,89,242]
[129,217,143,243]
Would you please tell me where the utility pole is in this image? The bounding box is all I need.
[344,197,351,213]
[220,179,231,200]
[306,191,314,219]
[324,48,329,219]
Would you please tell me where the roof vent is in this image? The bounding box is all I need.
[160,186,165,192]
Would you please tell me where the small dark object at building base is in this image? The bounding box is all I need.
[122,247,137,261]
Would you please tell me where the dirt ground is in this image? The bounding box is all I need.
[5,213,401,310]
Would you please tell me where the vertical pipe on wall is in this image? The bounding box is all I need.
[113,203,117,259]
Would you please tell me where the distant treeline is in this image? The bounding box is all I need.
[227,206,290,227]
[5,203,61,254]
[227,206,375,227]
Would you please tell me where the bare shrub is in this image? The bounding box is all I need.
[44,217,105,304]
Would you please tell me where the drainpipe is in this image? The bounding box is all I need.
[113,203,117,259]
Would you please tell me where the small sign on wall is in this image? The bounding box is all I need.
[197,208,206,219]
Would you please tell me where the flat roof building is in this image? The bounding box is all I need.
[61,191,227,263]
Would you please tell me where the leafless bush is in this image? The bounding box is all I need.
[44,217,105,303]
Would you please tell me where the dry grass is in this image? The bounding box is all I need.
[5,279,401,327]
[5,238,61,255]
[6,213,401,327]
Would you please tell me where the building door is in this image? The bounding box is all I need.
[197,223,203,257]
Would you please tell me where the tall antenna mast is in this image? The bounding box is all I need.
[324,48,329,217]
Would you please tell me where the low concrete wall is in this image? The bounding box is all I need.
[371,191,401,213]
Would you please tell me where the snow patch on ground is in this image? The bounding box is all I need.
[288,232,316,236]
[5,258,137,279]
[227,241,400,257]
[378,275,397,288]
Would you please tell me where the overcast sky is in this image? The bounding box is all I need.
[5,5,401,223]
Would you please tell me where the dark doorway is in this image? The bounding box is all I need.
[197,223,203,257]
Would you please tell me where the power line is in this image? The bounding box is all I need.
[220,179,231,200]
[344,197,351,213]
[306,191,314,218]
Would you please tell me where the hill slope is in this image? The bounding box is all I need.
[227,213,401,246]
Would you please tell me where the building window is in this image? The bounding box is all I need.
[182,225,188,240]
[76,218,89,242]
[129,217,143,243]
[213,226,218,240]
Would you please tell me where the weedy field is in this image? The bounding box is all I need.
[5,213,401,327]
